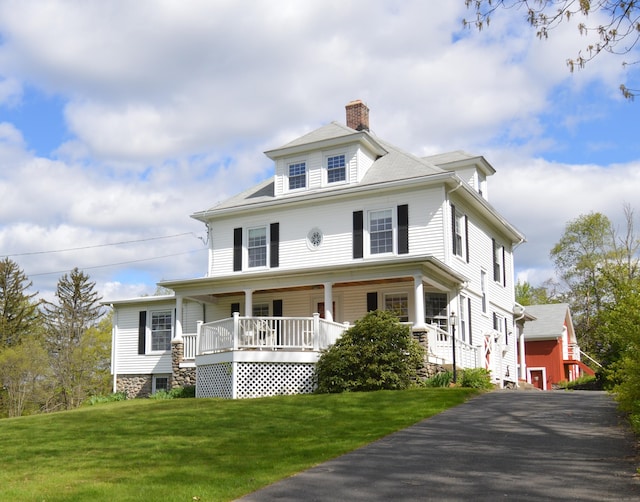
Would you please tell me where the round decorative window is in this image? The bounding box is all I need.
[307,228,323,250]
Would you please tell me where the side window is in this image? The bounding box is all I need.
[252,303,269,317]
[153,375,170,393]
[492,239,505,285]
[481,270,488,314]
[369,209,393,254]
[288,162,306,190]
[384,293,409,322]
[327,154,346,183]
[150,310,172,352]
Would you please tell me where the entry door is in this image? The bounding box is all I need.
[317,302,336,320]
[531,370,544,390]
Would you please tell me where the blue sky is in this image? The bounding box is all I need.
[0,1,638,301]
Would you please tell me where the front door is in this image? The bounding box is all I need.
[531,370,544,390]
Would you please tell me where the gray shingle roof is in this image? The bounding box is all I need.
[522,303,572,340]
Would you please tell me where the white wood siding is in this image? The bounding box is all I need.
[113,303,173,375]
[209,185,447,277]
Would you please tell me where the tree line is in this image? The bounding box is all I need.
[517,205,640,427]
[0,258,111,417]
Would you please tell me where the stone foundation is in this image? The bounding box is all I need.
[117,374,153,398]
[413,328,448,381]
[171,340,196,389]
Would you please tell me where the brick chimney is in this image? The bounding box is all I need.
[345,100,369,132]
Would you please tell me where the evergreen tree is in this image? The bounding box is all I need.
[0,258,40,348]
[43,268,105,410]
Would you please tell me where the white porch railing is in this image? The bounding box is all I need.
[183,334,197,360]
[426,324,480,369]
[196,313,349,355]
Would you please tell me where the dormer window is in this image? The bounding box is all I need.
[327,154,346,183]
[288,162,306,190]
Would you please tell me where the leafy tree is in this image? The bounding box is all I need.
[314,310,424,393]
[42,268,105,410]
[464,0,640,98]
[0,258,40,348]
[550,212,615,354]
[515,279,559,305]
[0,337,50,417]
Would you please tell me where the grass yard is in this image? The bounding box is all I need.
[1,387,478,501]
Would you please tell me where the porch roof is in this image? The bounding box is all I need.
[159,255,467,302]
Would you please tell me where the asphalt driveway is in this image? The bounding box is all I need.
[237,391,639,501]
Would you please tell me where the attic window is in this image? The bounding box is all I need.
[288,162,306,190]
[327,154,346,183]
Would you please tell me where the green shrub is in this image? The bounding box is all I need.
[424,371,453,388]
[87,392,127,406]
[556,375,599,390]
[460,368,493,389]
[314,310,425,393]
[149,386,196,400]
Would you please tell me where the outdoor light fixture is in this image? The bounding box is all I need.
[449,311,457,384]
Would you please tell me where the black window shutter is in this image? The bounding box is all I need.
[230,303,240,315]
[464,215,470,263]
[273,299,283,317]
[367,292,378,312]
[397,204,409,254]
[138,311,147,355]
[492,238,499,282]
[467,297,473,345]
[270,222,280,268]
[502,247,507,286]
[233,227,242,272]
[504,317,509,344]
[353,211,364,259]
[451,204,457,256]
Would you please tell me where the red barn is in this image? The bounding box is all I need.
[520,304,594,390]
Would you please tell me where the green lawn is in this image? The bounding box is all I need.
[2,388,478,501]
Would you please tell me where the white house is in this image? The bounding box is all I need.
[106,100,526,399]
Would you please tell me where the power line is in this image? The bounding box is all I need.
[2,232,198,258]
[29,248,206,277]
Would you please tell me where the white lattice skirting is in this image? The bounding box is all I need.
[196,361,316,399]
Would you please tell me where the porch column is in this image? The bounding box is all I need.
[244,289,253,317]
[323,282,333,322]
[519,329,527,380]
[413,275,426,329]
[173,295,183,341]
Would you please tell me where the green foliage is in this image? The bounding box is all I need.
[424,371,453,388]
[87,392,127,406]
[314,310,425,393]
[555,375,598,390]
[0,258,40,349]
[149,386,196,400]
[515,279,559,306]
[459,368,493,389]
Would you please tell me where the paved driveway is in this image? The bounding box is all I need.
[237,391,639,501]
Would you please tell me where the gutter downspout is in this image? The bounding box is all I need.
[513,303,526,382]
[110,305,118,394]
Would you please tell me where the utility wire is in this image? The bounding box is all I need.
[2,232,197,258]
[29,248,206,277]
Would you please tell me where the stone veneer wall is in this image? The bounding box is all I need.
[413,328,446,380]
[171,340,196,389]
[117,374,153,398]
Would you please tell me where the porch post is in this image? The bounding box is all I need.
[244,289,253,317]
[323,282,333,322]
[413,274,426,329]
[173,295,183,341]
[519,330,527,380]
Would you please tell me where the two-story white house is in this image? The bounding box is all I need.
[106,100,525,399]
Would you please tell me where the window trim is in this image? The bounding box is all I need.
[247,225,268,269]
[287,161,307,191]
[326,153,347,184]
[367,207,395,256]
[148,309,173,354]
[152,375,170,393]
[383,292,409,323]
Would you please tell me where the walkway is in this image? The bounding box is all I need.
[237,391,639,501]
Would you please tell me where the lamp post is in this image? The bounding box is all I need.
[450,311,457,384]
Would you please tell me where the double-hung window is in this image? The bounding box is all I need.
[493,238,505,285]
[384,293,409,322]
[248,227,267,268]
[454,210,465,259]
[425,293,448,332]
[327,154,346,183]
[151,310,172,352]
[369,209,393,254]
[288,162,306,190]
